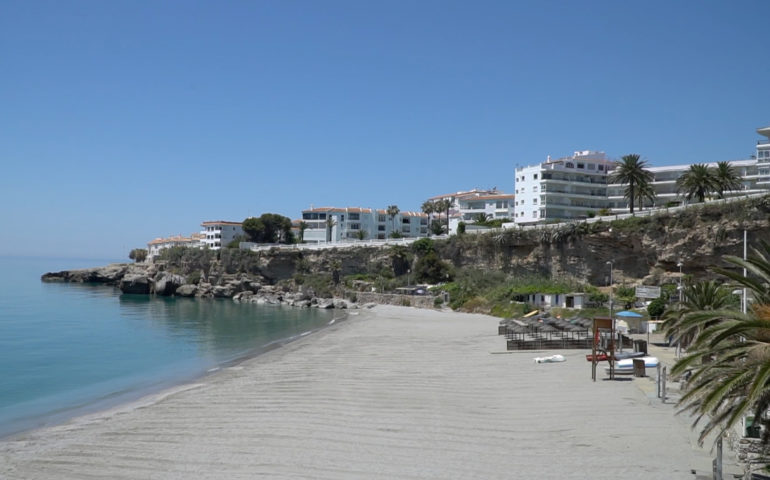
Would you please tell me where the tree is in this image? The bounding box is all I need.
[676,163,717,203]
[475,213,490,224]
[713,161,742,199]
[298,221,308,243]
[430,220,444,235]
[414,251,452,284]
[387,205,400,237]
[129,248,148,263]
[608,154,654,214]
[669,241,770,445]
[325,216,337,243]
[243,214,293,244]
[634,180,657,212]
[457,221,466,234]
[437,199,452,233]
[421,201,435,236]
[355,229,367,241]
[661,280,735,348]
[647,297,666,318]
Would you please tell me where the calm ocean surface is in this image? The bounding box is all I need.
[0,256,334,438]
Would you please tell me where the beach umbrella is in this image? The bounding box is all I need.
[615,310,643,318]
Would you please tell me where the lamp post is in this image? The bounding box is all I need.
[606,260,614,356]
[676,260,684,357]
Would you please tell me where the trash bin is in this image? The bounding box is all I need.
[633,340,647,355]
[633,359,646,377]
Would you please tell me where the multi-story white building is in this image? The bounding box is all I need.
[147,233,204,258]
[607,126,770,211]
[426,188,514,232]
[200,220,244,250]
[514,151,614,225]
[299,207,428,243]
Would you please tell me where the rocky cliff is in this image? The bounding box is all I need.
[42,196,770,300]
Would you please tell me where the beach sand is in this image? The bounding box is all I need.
[0,306,731,479]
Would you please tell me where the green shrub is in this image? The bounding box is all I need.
[647,297,666,318]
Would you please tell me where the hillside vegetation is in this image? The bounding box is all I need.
[155,195,770,316]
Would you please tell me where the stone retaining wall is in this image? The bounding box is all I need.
[351,291,440,309]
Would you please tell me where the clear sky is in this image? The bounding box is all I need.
[2,0,769,259]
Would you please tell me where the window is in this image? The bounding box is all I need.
[378,225,385,231]
[598,165,604,171]
[587,163,596,170]
[349,213,360,220]
[533,199,537,204]
[350,223,360,230]
[533,174,538,180]
[577,163,584,169]
[402,218,410,224]
[566,162,574,168]
[533,186,538,192]
[533,211,538,218]
[319,213,326,219]
[378,215,386,222]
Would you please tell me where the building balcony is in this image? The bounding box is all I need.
[541,175,607,185]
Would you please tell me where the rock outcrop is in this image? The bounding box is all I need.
[119,274,152,295]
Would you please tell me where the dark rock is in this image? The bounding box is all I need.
[154,273,185,296]
[119,274,152,294]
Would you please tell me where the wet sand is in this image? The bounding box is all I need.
[0,306,727,479]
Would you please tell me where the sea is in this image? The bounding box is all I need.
[0,256,335,438]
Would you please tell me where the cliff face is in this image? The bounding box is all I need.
[435,199,770,286]
[43,197,770,293]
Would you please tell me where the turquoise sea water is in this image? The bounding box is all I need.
[0,256,334,438]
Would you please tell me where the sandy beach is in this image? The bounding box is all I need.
[0,306,731,479]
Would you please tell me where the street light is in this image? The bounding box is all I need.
[677,261,684,303]
[606,260,613,319]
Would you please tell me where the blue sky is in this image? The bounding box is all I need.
[2,0,769,259]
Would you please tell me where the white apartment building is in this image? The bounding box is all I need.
[147,233,204,258]
[300,207,429,243]
[200,220,244,250]
[514,151,614,225]
[426,188,514,233]
[607,126,770,211]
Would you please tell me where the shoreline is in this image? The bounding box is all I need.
[0,304,348,442]
[0,306,738,479]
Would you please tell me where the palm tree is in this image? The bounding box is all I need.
[325,216,337,243]
[298,221,308,243]
[386,205,400,237]
[670,241,770,445]
[676,163,717,203]
[421,201,435,236]
[662,280,736,349]
[608,154,653,214]
[439,199,452,233]
[713,161,742,199]
[633,180,657,212]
